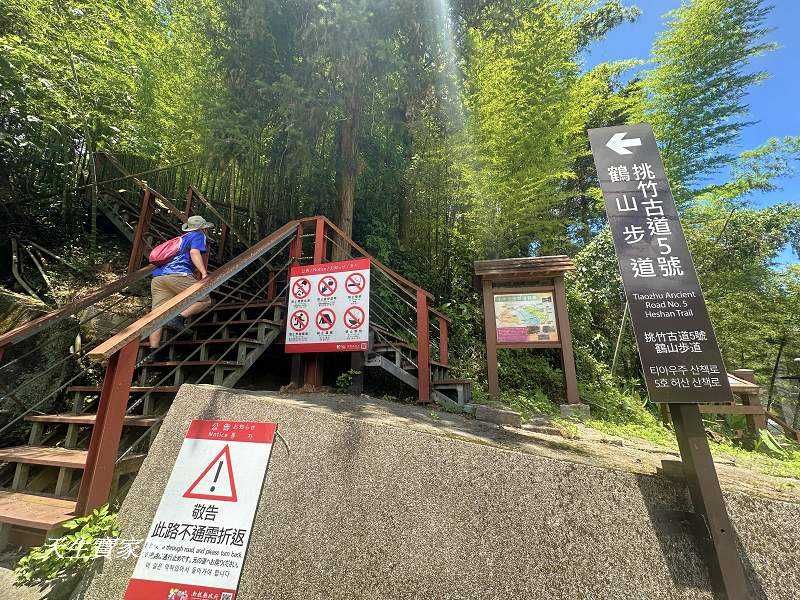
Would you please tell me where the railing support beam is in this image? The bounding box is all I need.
[76,339,139,514]
[217,223,230,263]
[184,187,194,218]
[290,223,305,386]
[416,289,431,403]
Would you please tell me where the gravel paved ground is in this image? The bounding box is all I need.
[73,385,799,600]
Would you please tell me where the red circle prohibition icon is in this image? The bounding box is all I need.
[292,278,312,300]
[289,309,310,332]
[318,275,338,297]
[316,308,336,331]
[345,272,366,295]
[344,306,366,330]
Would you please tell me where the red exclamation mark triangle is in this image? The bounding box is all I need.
[183,445,238,502]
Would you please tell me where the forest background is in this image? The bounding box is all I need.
[1,0,800,451]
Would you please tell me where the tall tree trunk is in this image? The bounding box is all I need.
[334,56,363,256]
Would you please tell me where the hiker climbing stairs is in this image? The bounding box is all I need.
[0,184,462,548]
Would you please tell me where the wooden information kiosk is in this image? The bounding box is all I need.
[474,256,580,407]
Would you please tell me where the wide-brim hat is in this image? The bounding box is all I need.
[182,215,215,232]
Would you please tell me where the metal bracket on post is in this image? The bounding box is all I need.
[76,339,140,514]
[670,403,750,600]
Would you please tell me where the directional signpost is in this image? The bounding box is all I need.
[589,123,749,600]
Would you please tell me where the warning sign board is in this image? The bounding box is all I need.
[124,420,276,600]
[285,258,370,353]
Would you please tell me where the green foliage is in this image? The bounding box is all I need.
[754,428,789,459]
[335,369,362,393]
[2,0,799,471]
[14,505,119,588]
[643,0,776,200]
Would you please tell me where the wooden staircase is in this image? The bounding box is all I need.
[0,197,459,547]
[0,295,285,546]
[366,335,472,410]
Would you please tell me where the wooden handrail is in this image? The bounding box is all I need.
[0,266,154,350]
[299,216,451,324]
[187,185,250,250]
[132,178,187,223]
[88,220,300,361]
[315,216,434,298]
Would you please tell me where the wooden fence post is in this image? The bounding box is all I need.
[554,275,580,404]
[184,187,194,218]
[305,218,327,387]
[438,316,449,366]
[416,289,430,403]
[127,189,152,273]
[733,369,766,440]
[76,339,139,514]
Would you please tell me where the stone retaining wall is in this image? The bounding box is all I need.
[76,385,800,600]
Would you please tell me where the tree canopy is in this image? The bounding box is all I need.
[1,0,798,420]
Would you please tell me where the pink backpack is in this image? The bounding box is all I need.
[148,235,184,266]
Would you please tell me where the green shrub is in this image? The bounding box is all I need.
[15,505,119,590]
[335,369,361,393]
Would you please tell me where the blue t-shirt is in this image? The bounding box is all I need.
[152,231,207,277]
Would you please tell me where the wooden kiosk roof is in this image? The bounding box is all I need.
[473,256,575,285]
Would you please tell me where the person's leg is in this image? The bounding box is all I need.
[148,327,162,348]
[167,275,212,321]
[149,276,172,349]
[181,296,212,319]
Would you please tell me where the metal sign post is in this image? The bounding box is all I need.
[588,123,749,600]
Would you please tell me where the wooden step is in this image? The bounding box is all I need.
[433,379,471,386]
[0,446,88,469]
[0,491,77,530]
[67,386,180,394]
[25,414,160,427]
[190,318,282,328]
[141,360,242,368]
[141,338,261,348]
[0,446,146,471]
[210,299,287,311]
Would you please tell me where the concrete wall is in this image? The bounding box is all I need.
[77,385,800,600]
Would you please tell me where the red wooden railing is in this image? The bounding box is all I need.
[1,201,450,515]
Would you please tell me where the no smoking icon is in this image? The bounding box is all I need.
[318,275,337,297]
[292,278,311,300]
[345,273,366,295]
[289,309,309,332]
[316,308,336,331]
[344,306,365,330]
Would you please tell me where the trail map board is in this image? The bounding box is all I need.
[588,123,731,404]
[494,292,558,344]
[285,258,370,353]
